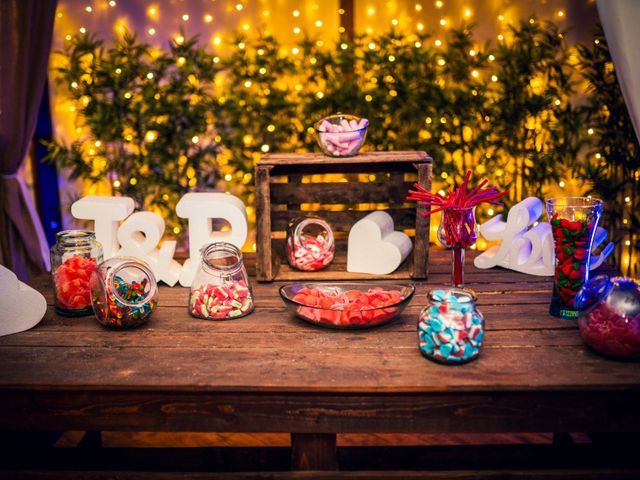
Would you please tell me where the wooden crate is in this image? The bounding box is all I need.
[254,151,432,282]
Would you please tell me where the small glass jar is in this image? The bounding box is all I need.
[190,242,254,320]
[418,287,484,364]
[285,216,335,271]
[89,257,158,329]
[576,275,640,360]
[50,230,103,316]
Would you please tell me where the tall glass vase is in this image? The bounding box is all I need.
[546,197,603,319]
[437,206,478,288]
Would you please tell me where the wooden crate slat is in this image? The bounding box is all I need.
[271,208,416,232]
[269,162,424,175]
[260,151,429,166]
[270,181,416,205]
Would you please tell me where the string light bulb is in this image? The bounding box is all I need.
[204,14,213,23]
[182,14,189,21]
[292,10,300,17]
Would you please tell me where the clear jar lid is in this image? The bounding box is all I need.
[576,275,640,317]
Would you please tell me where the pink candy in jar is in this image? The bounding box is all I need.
[286,217,335,271]
[315,114,369,157]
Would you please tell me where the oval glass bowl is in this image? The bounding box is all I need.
[279,282,415,330]
[314,114,368,157]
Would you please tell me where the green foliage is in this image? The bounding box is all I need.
[45,31,221,227]
[46,21,638,271]
[576,26,639,276]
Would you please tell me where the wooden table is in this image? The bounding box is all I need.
[1,251,639,479]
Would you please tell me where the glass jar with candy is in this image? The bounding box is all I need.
[89,257,158,329]
[190,242,254,320]
[418,287,484,364]
[575,275,640,360]
[50,230,103,316]
[285,216,335,271]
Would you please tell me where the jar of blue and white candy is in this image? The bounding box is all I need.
[418,288,484,364]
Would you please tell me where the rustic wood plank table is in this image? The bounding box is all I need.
[1,251,639,478]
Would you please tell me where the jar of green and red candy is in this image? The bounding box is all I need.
[50,230,103,316]
[190,242,254,320]
[89,257,158,329]
[418,288,484,364]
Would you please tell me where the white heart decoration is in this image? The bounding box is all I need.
[347,211,412,275]
[0,265,47,337]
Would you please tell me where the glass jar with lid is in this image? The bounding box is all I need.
[418,287,484,364]
[50,230,103,316]
[576,275,640,360]
[189,242,254,320]
[285,216,335,271]
[89,257,158,329]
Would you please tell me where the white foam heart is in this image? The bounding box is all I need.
[347,211,412,275]
[0,265,47,337]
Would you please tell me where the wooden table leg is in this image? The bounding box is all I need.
[290,433,337,470]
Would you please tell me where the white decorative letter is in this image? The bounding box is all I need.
[116,211,182,286]
[474,197,614,276]
[347,211,412,275]
[71,196,134,259]
[176,192,248,287]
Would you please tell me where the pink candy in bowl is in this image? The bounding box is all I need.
[315,114,369,157]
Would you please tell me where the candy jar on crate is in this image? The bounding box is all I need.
[51,230,103,316]
[575,275,640,360]
[285,216,335,271]
[190,242,254,319]
[90,257,158,329]
[418,288,484,364]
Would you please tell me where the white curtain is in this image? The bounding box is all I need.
[597,0,640,143]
